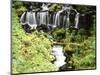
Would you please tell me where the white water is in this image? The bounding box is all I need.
[39,4,49,25]
[20,11,37,29]
[54,6,80,29]
[20,12,27,25]
[27,12,37,29]
[55,9,65,27]
[52,45,66,68]
[20,5,80,30]
[66,11,70,27]
[75,12,80,29]
[39,12,48,25]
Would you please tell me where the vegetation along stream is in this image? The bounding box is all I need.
[12,1,96,74]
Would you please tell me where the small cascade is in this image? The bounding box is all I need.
[54,9,65,27]
[49,12,56,28]
[39,12,48,25]
[20,12,27,25]
[63,6,70,28]
[27,11,37,29]
[39,4,49,25]
[36,12,40,25]
[20,9,37,30]
[54,5,79,28]
[52,45,66,69]
[74,12,80,29]
[66,11,70,28]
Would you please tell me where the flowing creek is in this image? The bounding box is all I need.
[52,45,66,70]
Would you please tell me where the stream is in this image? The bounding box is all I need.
[52,45,66,70]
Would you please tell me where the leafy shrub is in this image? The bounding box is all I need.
[52,28,66,41]
[63,29,96,70]
[49,4,62,12]
[13,1,27,17]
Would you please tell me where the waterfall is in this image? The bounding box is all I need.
[20,4,80,31]
[75,12,79,29]
[20,12,27,25]
[55,10,64,27]
[39,12,48,25]
[36,12,40,25]
[53,13,56,25]
[27,11,37,29]
[20,11,37,30]
[52,45,66,68]
[66,11,70,28]
[39,4,49,25]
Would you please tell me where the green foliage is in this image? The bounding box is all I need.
[74,5,96,14]
[63,29,96,70]
[49,4,62,12]
[16,6,27,16]
[13,2,24,9]
[52,28,66,41]
[51,27,96,70]
[12,8,58,74]
[13,1,27,16]
[90,15,96,36]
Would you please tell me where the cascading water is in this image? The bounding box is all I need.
[55,10,64,27]
[54,5,80,29]
[39,4,49,25]
[36,12,40,25]
[20,4,80,31]
[20,12,27,25]
[54,6,70,28]
[74,12,80,29]
[66,11,70,28]
[39,12,48,25]
[52,45,66,69]
[20,11,37,30]
[27,11,37,29]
